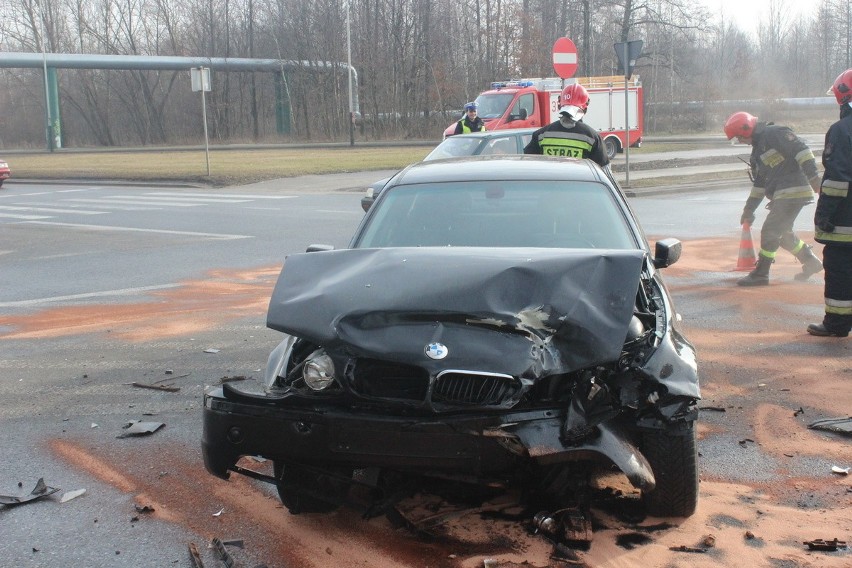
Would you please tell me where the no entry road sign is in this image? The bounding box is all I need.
[552,37,578,79]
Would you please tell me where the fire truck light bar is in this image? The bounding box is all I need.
[490,80,535,89]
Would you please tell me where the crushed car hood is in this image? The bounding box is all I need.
[267,248,645,376]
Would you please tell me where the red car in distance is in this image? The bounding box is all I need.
[0,159,10,187]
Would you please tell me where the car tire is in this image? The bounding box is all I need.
[640,425,698,517]
[273,461,352,514]
[604,137,620,160]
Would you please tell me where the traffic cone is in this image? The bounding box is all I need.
[735,222,757,271]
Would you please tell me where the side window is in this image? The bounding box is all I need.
[519,94,534,120]
[482,137,517,155]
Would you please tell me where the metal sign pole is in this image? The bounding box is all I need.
[201,87,210,176]
[192,67,211,176]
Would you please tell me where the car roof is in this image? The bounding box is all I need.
[390,155,605,185]
[447,128,538,141]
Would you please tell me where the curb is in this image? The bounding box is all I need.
[5,178,208,188]
[623,179,742,198]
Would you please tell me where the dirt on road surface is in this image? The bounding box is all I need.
[2,237,850,567]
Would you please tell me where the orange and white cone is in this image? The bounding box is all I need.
[735,222,757,271]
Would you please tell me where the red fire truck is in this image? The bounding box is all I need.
[444,75,643,159]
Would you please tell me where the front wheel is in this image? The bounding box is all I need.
[603,137,620,160]
[273,462,352,514]
[640,426,698,517]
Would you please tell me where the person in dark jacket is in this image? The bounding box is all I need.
[807,70,852,337]
[524,83,608,168]
[723,112,822,286]
[452,102,486,136]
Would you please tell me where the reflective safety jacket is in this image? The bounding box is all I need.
[816,110,852,246]
[524,119,609,167]
[453,116,486,135]
[743,122,819,214]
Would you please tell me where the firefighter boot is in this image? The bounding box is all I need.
[737,254,773,286]
[793,245,822,281]
[807,323,849,338]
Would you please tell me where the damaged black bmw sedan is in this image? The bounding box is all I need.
[202,156,700,518]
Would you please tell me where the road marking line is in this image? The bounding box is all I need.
[68,198,198,207]
[14,201,160,211]
[0,284,181,307]
[24,221,253,239]
[315,209,361,215]
[0,212,51,220]
[125,195,250,203]
[0,205,106,215]
[146,192,297,199]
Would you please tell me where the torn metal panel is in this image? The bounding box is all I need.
[494,418,655,490]
[117,420,165,438]
[0,478,60,506]
[808,417,852,437]
[268,247,644,375]
[638,327,700,398]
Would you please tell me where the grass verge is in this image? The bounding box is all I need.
[3,140,730,187]
[5,146,433,186]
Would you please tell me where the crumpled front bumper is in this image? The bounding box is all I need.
[202,385,655,491]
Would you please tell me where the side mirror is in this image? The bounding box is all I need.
[306,244,335,253]
[653,238,681,268]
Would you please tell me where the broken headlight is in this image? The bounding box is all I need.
[264,336,340,393]
[303,351,336,391]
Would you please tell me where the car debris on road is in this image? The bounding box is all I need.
[808,417,852,437]
[803,538,847,551]
[60,488,86,503]
[116,420,165,438]
[0,478,60,506]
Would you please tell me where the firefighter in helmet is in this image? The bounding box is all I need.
[524,83,608,167]
[807,69,852,337]
[723,111,822,286]
[452,102,486,135]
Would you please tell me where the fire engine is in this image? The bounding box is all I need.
[445,76,643,159]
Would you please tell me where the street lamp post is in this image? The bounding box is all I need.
[346,1,354,146]
[39,20,53,151]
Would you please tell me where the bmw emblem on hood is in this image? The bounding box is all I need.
[425,342,448,360]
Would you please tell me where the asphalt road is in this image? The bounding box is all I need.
[0,175,845,568]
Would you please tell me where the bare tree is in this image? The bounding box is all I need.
[0,0,849,146]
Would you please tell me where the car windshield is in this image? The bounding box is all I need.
[355,180,637,250]
[424,137,487,160]
[475,93,515,119]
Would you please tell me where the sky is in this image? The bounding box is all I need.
[701,0,816,36]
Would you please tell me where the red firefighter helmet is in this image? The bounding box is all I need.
[559,84,590,118]
[723,111,758,140]
[828,69,852,105]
